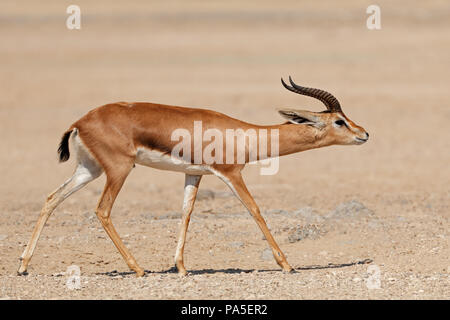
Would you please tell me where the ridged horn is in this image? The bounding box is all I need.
[281,76,342,113]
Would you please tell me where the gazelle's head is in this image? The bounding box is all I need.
[279,77,369,146]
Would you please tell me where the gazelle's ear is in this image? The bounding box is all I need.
[278,109,325,128]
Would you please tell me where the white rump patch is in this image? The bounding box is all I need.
[71,129,103,179]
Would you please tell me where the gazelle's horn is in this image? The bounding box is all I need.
[281,76,342,113]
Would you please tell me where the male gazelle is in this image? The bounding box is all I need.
[18,77,368,277]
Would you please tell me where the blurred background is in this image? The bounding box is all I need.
[1,0,448,205]
[0,1,448,297]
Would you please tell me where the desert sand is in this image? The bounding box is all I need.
[0,0,448,299]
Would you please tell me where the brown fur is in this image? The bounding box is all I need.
[18,101,368,277]
[69,102,367,172]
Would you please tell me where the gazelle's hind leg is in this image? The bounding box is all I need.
[94,160,145,277]
[18,133,102,274]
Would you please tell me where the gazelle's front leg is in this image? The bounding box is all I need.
[174,174,202,276]
[218,170,293,272]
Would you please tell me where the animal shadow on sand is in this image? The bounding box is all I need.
[96,258,373,277]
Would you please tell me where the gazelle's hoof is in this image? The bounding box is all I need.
[174,263,188,277]
[17,260,29,276]
[135,268,145,277]
[178,270,188,277]
[281,265,294,273]
[285,268,297,274]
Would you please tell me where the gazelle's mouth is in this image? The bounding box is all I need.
[355,137,368,144]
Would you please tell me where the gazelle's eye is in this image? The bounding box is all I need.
[334,120,346,127]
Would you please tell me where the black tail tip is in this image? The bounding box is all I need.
[58,130,72,162]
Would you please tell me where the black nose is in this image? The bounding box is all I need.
[365,132,369,139]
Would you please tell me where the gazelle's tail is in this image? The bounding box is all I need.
[57,129,74,162]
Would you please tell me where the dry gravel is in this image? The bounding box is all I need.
[0,0,449,299]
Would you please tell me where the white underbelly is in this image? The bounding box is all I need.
[135,147,212,175]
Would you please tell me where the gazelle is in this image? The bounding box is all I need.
[18,77,368,277]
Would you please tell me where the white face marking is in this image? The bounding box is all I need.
[135,147,212,175]
[333,116,349,129]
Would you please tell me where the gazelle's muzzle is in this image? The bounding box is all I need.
[355,132,369,144]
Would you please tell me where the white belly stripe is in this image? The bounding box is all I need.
[135,147,212,175]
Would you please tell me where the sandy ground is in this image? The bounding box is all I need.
[0,0,449,299]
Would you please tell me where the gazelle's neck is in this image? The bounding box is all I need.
[254,122,329,160]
